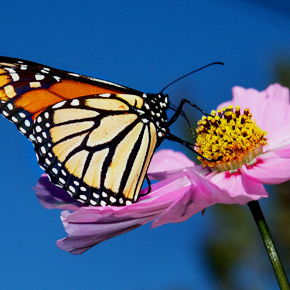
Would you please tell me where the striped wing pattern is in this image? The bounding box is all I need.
[0,57,169,206]
[34,94,157,206]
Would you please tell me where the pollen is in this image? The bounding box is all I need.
[195,105,268,172]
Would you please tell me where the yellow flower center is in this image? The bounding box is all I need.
[195,105,268,172]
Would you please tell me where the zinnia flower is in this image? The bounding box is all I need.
[34,83,290,254]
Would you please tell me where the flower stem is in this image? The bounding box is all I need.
[248,200,290,290]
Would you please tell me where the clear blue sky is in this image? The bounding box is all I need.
[0,1,289,289]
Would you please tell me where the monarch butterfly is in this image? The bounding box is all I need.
[0,56,219,207]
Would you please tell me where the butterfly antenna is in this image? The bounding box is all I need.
[160,62,224,94]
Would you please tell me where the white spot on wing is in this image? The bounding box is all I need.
[110,196,116,203]
[11,116,18,123]
[90,200,97,205]
[69,186,76,193]
[35,74,45,81]
[29,82,41,88]
[7,103,13,110]
[35,126,42,132]
[59,178,66,184]
[4,85,16,98]
[52,101,66,109]
[68,73,80,77]
[71,99,80,106]
[19,112,26,118]
[99,93,111,98]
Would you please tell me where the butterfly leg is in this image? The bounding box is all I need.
[168,99,210,126]
[138,174,152,197]
[166,132,220,162]
[169,103,197,141]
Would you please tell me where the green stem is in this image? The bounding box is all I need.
[248,200,290,290]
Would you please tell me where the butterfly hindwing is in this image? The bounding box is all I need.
[33,94,158,206]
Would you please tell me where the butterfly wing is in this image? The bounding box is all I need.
[0,56,142,140]
[33,94,157,206]
[0,57,165,206]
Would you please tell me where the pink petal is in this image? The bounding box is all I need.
[147,149,195,180]
[266,125,290,151]
[151,168,224,228]
[218,84,290,134]
[33,174,82,211]
[265,84,290,103]
[55,173,195,254]
[242,147,290,184]
[207,170,268,204]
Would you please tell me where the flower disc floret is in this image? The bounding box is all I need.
[196,105,268,172]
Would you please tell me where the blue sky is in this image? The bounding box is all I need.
[0,1,289,289]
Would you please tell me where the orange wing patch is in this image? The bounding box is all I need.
[48,80,122,100]
[0,73,11,88]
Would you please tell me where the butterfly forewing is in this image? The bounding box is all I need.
[0,57,142,138]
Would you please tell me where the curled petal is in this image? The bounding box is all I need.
[36,173,194,254]
[147,149,196,180]
[33,174,82,211]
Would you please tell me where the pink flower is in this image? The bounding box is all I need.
[204,84,290,193]
[33,83,290,255]
[34,161,223,254]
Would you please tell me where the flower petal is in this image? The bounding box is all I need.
[265,125,290,151]
[56,173,195,254]
[151,168,225,228]
[147,149,195,180]
[218,84,290,133]
[33,174,82,211]
[207,170,268,204]
[242,147,290,184]
[265,83,290,103]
